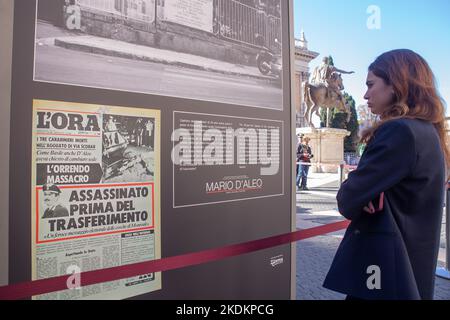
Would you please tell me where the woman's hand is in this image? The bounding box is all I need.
[363,201,376,214]
[363,192,384,214]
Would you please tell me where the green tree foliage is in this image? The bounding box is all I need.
[328,55,334,66]
[342,93,359,152]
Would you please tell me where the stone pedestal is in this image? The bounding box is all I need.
[296,127,350,173]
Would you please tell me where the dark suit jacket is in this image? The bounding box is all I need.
[42,204,69,219]
[323,118,446,300]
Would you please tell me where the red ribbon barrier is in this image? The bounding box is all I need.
[0,220,350,300]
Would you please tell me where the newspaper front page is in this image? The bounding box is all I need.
[31,99,161,299]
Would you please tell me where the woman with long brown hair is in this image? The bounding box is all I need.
[323,49,449,300]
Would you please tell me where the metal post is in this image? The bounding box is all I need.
[436,184,450,279]
[154,0,157,29]
[338,162,345,187]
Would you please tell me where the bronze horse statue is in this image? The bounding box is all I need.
[302,72,351,128]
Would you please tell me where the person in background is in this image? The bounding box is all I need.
[297,136,313,190]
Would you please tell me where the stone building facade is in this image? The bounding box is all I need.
[294,32,319,128]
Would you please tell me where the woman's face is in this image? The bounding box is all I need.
[364,71,394,116]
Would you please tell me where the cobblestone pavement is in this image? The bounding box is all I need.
[296,179,450,300]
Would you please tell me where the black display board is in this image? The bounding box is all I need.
[9,0,295,299]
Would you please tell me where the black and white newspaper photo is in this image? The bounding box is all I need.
[34,0,283,109]
[31,99,161,299]
[102,114,155,183]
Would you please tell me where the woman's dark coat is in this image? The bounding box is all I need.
[323,119,446,300]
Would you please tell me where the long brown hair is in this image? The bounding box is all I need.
[361,49,450,172]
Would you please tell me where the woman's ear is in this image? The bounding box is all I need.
[388,84,395,95]
[389,86,396,101]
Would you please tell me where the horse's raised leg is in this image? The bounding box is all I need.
[309,104,318,128]
[303,105,310,127]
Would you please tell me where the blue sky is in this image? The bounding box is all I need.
[294,0,450,113]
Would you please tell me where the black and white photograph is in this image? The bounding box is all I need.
[102,114,155,183]
[40,183,69,219]
[34,0,284,109]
